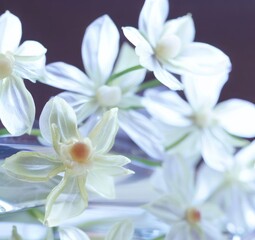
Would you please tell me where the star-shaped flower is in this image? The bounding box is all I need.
[3,97,133,226]
[0,11,46,135]
[143,73,255,169]
[122,0,231,90]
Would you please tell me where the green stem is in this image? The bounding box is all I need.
[130,155,162,167]
[165,133,190,151]
[0,128,41,137]
[137,79,161,92]
[27,208,44,223]
[107,65,143,83]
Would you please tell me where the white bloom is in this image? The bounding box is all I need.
[3,97,133,226]
[0,11,46,135]
[146,158,226,240]
[122,0,231,90]
[196,140,255,232]
[143,73,255,169]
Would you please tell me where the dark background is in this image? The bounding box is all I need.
[0,0,254,118]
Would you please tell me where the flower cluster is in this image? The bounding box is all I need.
[0,0,255,239]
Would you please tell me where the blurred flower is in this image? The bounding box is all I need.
[196,140,255,232]
[146,158,225,240]
[3,97,133,226]
[122,0,231,90]
[0,11,46,135]
[143,73,255,169]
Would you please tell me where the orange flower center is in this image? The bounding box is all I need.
[70,142,91,164]
[185,207,201,224]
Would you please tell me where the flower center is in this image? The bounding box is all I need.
[96,85,122,107]
[185,207,201,224]
[189,109,215,129]
[155,34,181,62]
[0,53,14,79]
[70,142,91,164]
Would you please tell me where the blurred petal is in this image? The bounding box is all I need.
[138,0,169,45]
[39,97,80,145]
[215,99,255,138]
[89,108,118,154]
[14,40,46,58]
[82,15,119,84]
[0,11,21,52]
[236,140,255,166]
[105,220,134,240]
[59,227,90,240]
[45,174,88,227]
[0,76,35,136]
[45,62,94,95]
[118,95,143,109]
[3,152,63,182]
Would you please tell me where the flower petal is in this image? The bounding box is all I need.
[44,62,94,95]
[0,76,35,136]
[59,227,90,240]
[235,140,255,167]
[170,42,231,75]
[118,95,143,109]
[105,220,134,240]
[0,11,21,52]
[82,15,119,84]
[88,108,118,154]
[215,99,255,138]
[3,152,63,182]
[45,174,88,227]
[14,40,47,58]
[138,0,169,46]
[39,97,80,145]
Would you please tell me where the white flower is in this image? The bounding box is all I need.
[196,140,255,232]
[3,97,133,226]
[42,15,163,159]
[143,73,255,169]
[122,0,231,90]
[146,158,226,240]
[0,11,46,135]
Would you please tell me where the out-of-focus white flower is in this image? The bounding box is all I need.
[143,73,255,169]
[196,140,255,232]
[3,97,133,226]
[0,11,46,135]
[122,0,231,90]
[146,158,226,240]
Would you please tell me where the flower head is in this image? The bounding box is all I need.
[122,0,231,90]
[0,11,46,135]
[3,97,133,226]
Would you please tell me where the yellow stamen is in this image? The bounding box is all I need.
[185,207,201,224]
[0,54,13,79]
[70,142,90,164]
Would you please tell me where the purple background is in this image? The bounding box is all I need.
[0,0,254,118]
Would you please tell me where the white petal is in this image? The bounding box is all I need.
[14,40,46,57]
[235,140,255,167]
[59,227,90,240]
[0,76,35,136]
[118,95,143,109]
[39,97,79,145]
[86,171,115,199]
[45,62,94,95]
[164,14,195,46]
[88,108,118,154]
[119,110,165,160]
[105,220,134,240]
[45,174,88,227]
[82,15,119,84]
[138,0,169,45]
[170,42,231,75]
[0,11,21,52]
[3,152,63,182]
[182,72,228,110]
[165,222,189,240]
[215,99,255,138]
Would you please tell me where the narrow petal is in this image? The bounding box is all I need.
[88,108,118,154]
[105,220,134,240]
[86,171,115,199]
[3,152,63,182]
[39,97,80,145]
[215,99,255,138]
[82,15,119,84]
[0,76,35,136]
[59,227,90,240]
[138,0,169,45]
[182,72,228,110]
[45,174,88,227]
[170,42,231,75]
[0,11,21,52]
[45,62,94,95]
[164,14,195,46]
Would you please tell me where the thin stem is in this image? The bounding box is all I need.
[0,128,41,137]
[165,133,190,151]
[137,79,161,92]
[107,65,143,83]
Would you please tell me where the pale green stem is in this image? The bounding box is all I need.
[107,65,143,83]
[137,79,161,92]
[0,128,41,137]
[165,133,190,151]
